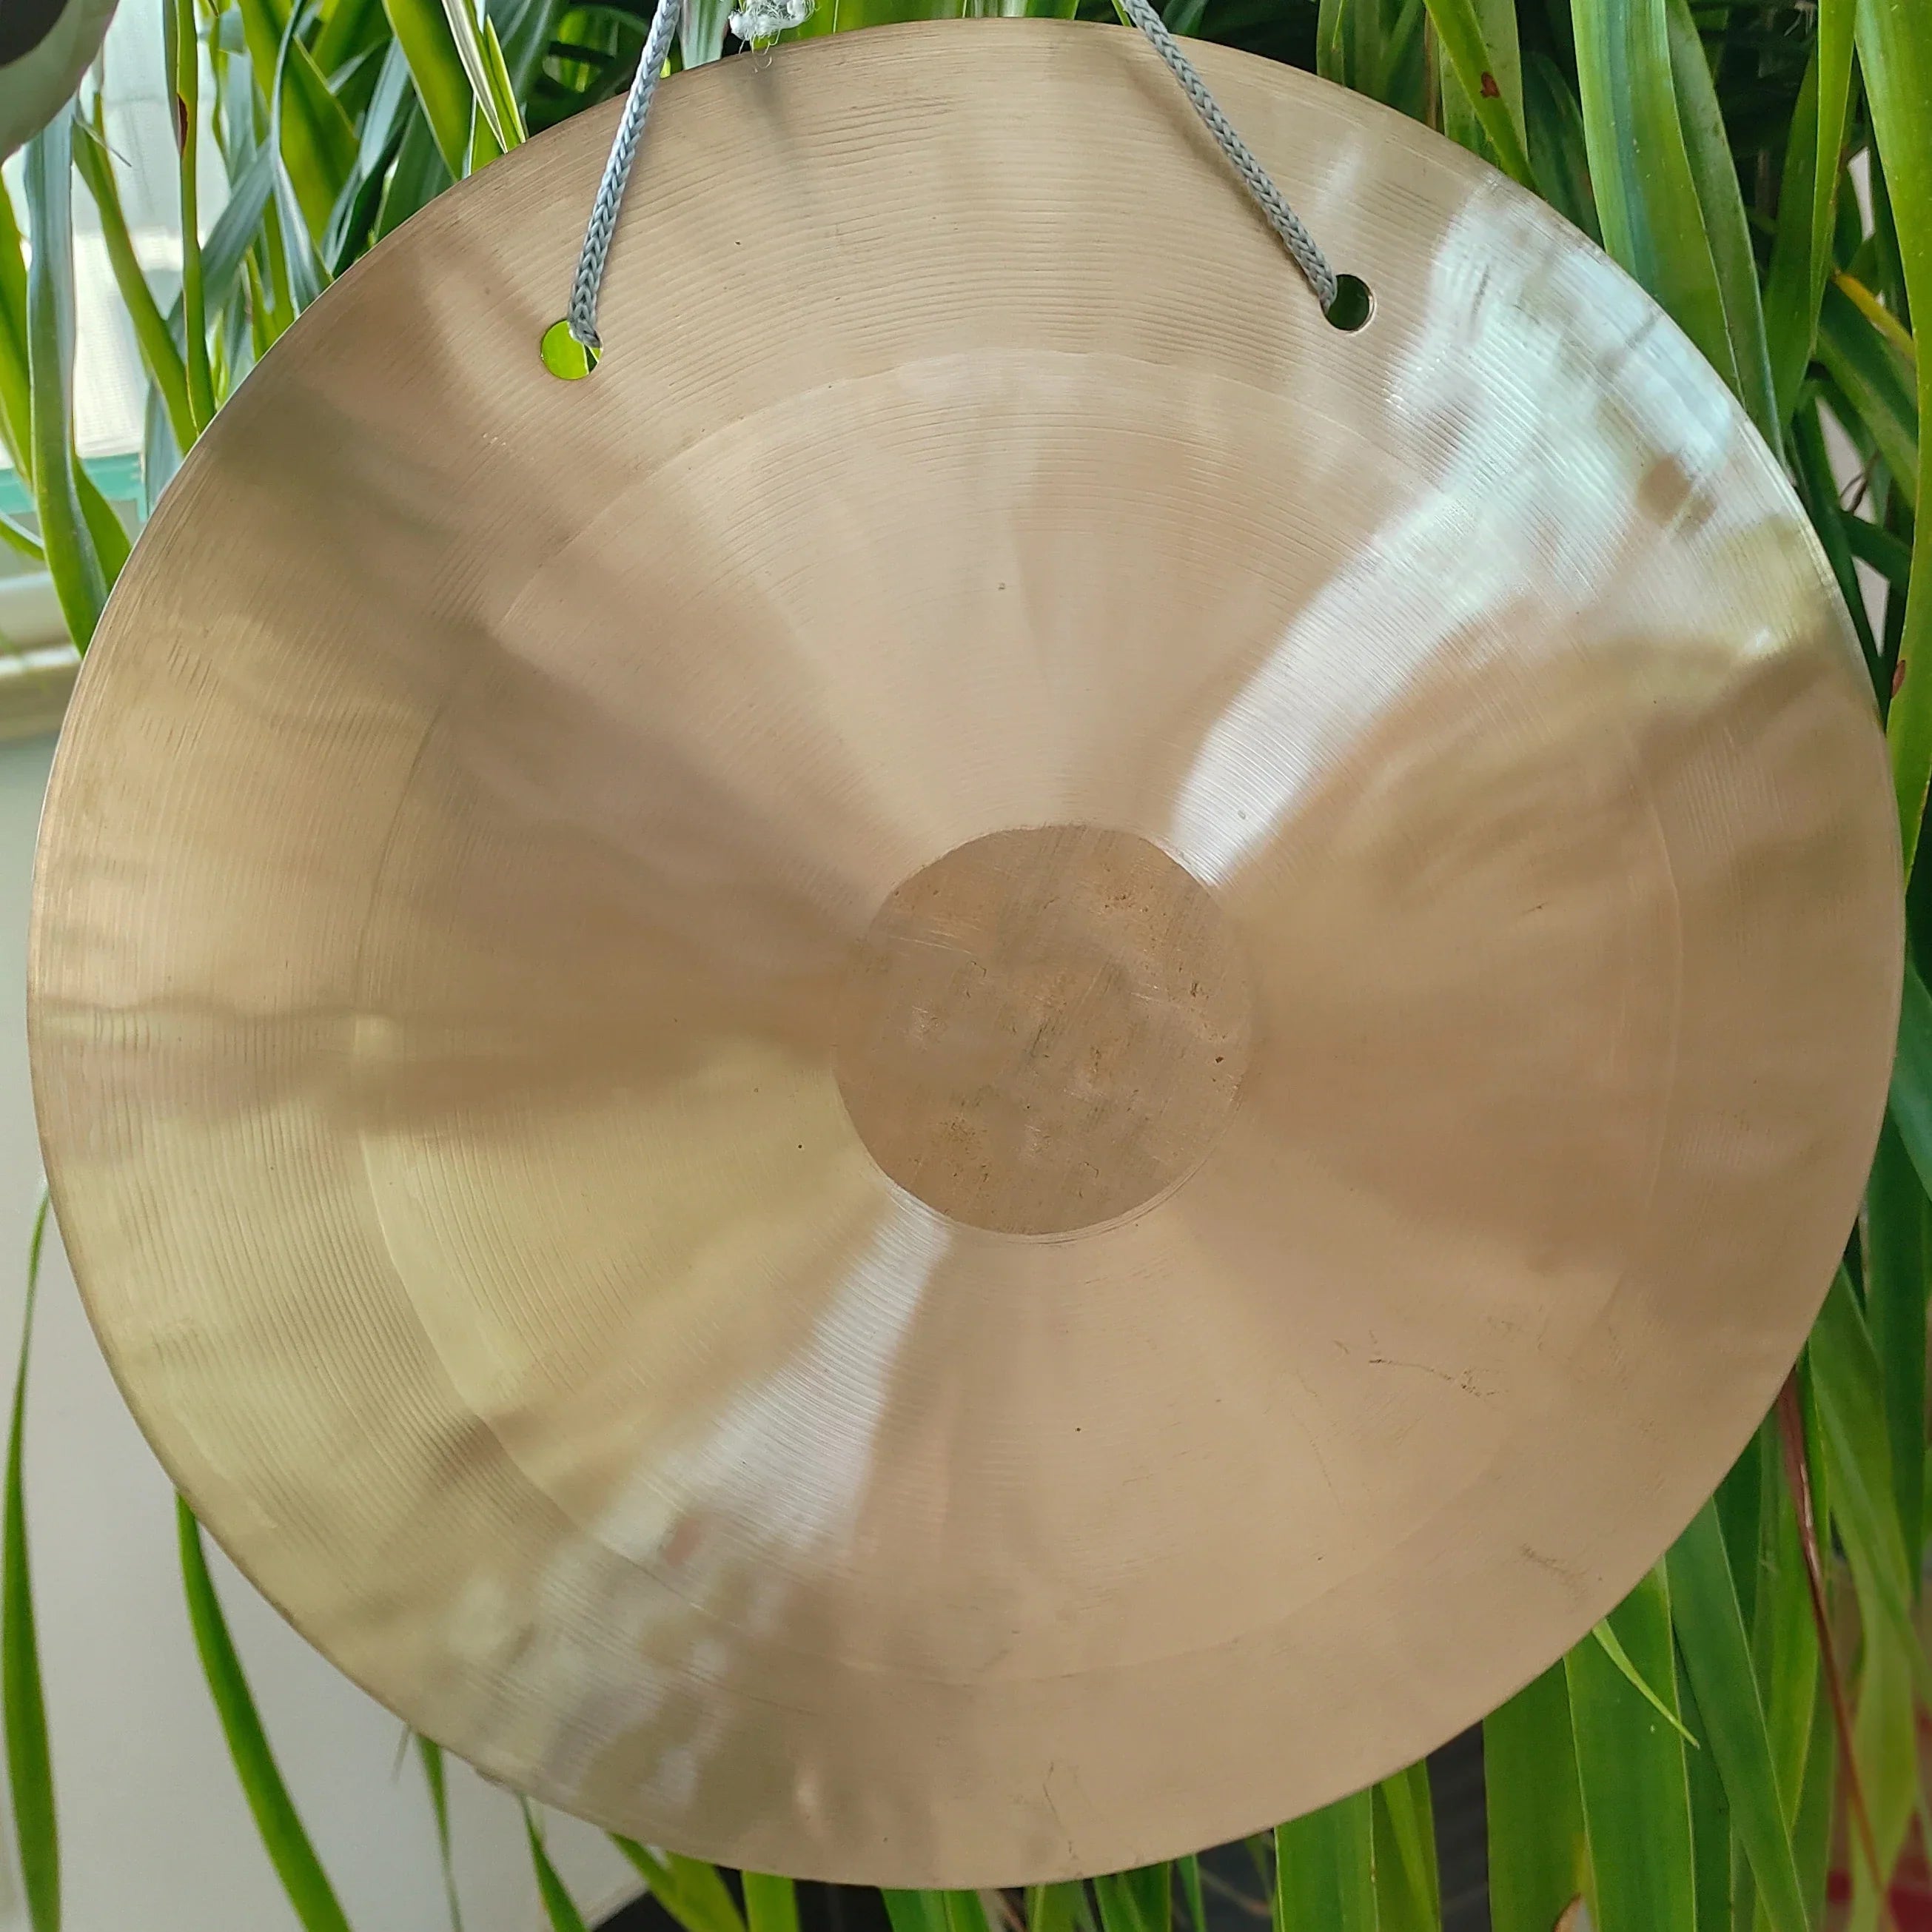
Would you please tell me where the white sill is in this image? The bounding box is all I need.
[0,571,79,742]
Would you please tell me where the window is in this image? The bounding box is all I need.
[2,2,226,681]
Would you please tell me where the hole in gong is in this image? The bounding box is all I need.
[540,318,600,380]
[1325,274,1375,332]
[832,825,1253,1237]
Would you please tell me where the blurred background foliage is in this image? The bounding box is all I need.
[3,1,1931,1930]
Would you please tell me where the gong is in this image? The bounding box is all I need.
[29,19,1900,1887]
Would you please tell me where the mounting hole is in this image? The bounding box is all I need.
[541,318,599,380]
[1325,274,1375,332]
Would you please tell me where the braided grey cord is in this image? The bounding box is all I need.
[567,0,686,349]
[1111,0,1336,310]
[567,0,1338,350]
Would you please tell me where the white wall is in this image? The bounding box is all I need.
[0,734,640,1932]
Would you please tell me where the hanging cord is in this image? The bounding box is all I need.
[1108,0,1336,312]
[567,0,686,351]
[566,1,1339,352]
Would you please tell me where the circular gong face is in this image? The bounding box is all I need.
[30,19,1900,1887]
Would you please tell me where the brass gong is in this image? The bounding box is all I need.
[29,19,1902,1887]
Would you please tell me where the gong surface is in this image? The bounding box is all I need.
[30,20,1900,1885]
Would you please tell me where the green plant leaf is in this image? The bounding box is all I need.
[743,1874,799,1932]
[4,1193,57,1932]
[882,1891,948,1932]
[176,1498,353,1932]
[1790,1673,1835,1931]
[1845,1612,1915,1932]
[1423,0,1534,187]
[438,0,526,150]
[74,469,130,585]
[1817,278,1919,511]
[1715,1424,1768,1629]
[1485,1663,1584,1932]
[1175,1859,1205,1932]
[1274,1790,1377,1932]
[608,1838,746,1932]
[315,0,395,75]
[142,383,183,512]
[0,511,44,563]
[197,142,280,321]
[1662,0,1777,443]
[266,7,337,313]
[1523,50,1600,241]
[1809,1272,1932,1706]
[416,1736,463,1932]
[1845,511,1915,594]
[21,113,108,651]
[1030,1885,1090,1932]
[1314,0,1406,99]
[942,1890,993,1932]
[1674,1657,1733,1932]
[1117,1867,1172,1932]
[1371,1764,1439,1932]
[383,0,477,177]
[488,0,556,95]
[1771,1368,1897,1926]
[72,121,196,455]
[1856,0,1932,870]
[374,98,455,235]
[1805,1287,1932,1913]
[1587,1617,1700,1748]
[1765,8,1856,429]
[0,180,35,480]
[1572,0,1738,396]
[1865,1111,1930,1583]
[1666,1500,1809,1932]
[169,0,216,437]
[1567,1568,1698,1932]
[1788,393,1885,683]
[239,0,360,238]
[1754,1412,1822,1887]
[524,1804,591,1932]
[680,0,732,64]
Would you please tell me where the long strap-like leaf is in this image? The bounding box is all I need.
[1666,1500,1810,1932]
[1571,0,1738,399]
[1765,4,1856,429]
[744,1873,801,1932]
[4,1193,57,1932]
[1422,0,1534,187]
[1372,1764,1440,1932]
[1486,1664,1584,1932]
[176,1499,354,1932]
[416,1736,464,1932]
[70,120,196,455]
[238,0,360,238]
[1775,1375,1896,1932]
[1567,1568,1697,1932]
[525,1803,592,1932]
[1865,1114,1930,1591]
[1660,0,1778,445]
[608,1836,748,1932]
[21,115,108,650]
[1858,0,1932,869]
[1274,1791,1376,1932]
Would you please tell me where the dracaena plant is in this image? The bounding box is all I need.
[4,1,1931,1930]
